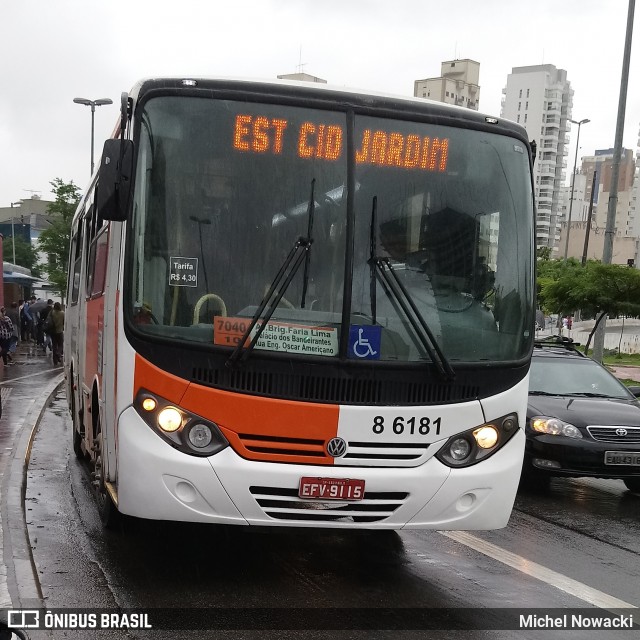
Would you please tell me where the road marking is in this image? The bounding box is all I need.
[0,367,63,386]
[440,530,637,610]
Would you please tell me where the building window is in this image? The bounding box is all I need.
[518,102,521,111]
[525,102,528,110]
[517,115,520,123]
[519,89,523,98]
[524,114,528,123]
[527,88,530,98]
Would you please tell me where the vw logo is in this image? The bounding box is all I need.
[616,428,628,437]
[326,437,347,458]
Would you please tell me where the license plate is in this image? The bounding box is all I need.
[604,451,640,466]
[299,477,365,501]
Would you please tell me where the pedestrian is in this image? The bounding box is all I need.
[20,297,32,342]
[28,295,38,341]
[0,308,15,366]
[6,301,21,353]
[39,299,54,353]
[49,302,65,365]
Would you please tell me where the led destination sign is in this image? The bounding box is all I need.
[233,114,449,172]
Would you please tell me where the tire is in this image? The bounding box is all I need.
[623,477,640,492]
[70,388,84,460]
[93,427,120,529]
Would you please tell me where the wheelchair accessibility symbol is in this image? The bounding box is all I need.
[348,325,382,360]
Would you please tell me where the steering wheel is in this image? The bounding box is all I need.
[193,294,227,324]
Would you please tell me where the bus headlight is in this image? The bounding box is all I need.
[158,407,183,432]
[188,423,214,448]
[436,413,519,468]
[473,425,499,449]
[135,389,228,457]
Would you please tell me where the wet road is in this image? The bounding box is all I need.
[22,391,640,639]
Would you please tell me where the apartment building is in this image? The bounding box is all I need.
[501,65,572,252]
[580,148,637,236]
[558,148,638,264]
[413,59,480,110]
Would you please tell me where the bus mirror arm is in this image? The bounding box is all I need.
[95,92,133,222]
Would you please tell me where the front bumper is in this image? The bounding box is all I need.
[525,434,640,479]
[117,407,525,530]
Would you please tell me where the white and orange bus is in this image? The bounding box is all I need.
[65,77,535,529]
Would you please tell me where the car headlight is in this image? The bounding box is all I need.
[435,413,519,468]
[134,389,229,456]
[530,416,582,439]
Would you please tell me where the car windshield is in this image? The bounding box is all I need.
[529,355,633,399]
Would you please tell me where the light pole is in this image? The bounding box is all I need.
[73,97,113,175]
[9,201,21,264]
[563,118,590,259]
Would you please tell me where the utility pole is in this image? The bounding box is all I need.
[593,0,635,362]
[581,171,597,266]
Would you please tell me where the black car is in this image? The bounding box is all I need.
[523,337,640,491]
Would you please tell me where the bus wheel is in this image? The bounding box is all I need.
[93,428,120,529]
[70,391,84,460]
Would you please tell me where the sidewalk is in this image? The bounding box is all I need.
[0,340,64,613]
[607,366,640,383]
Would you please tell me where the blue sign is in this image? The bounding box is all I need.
[348,325,382,360]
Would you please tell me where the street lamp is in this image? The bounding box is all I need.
[563,118,590,259]
[73,97,113,175]
[9,201,21,265]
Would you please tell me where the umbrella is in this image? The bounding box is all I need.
[29,300,48,314]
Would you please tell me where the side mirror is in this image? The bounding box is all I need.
[96,138,134,221]
[627,385,640,398]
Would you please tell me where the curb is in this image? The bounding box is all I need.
[1,373,65,609]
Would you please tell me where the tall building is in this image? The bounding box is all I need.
[580,148,637,235]
[559,148,638,264]
[413,59,480,110]
[633,125,640,264]
[501,65,573,252]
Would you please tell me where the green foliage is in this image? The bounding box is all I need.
[538,259,640,353]
[536,257,582,313]
[541,261,640,319]
[536,246,552,261]
[37,178,81,297]
[6,235,40,275]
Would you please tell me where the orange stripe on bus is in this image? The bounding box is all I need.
[133,354,190,404]
[133,354,340,464]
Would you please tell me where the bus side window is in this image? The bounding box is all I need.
[87,227,109,298]
[69,217,84,305]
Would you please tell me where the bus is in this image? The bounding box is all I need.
[65,77,535,530]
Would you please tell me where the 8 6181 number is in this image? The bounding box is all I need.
[372,415,441,436]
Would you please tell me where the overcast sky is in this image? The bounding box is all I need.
[1,0,638,206]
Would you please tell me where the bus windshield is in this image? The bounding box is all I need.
[128,96,534,364]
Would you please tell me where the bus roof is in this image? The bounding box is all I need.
[125,76,527,140]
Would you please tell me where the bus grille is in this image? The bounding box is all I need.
[237,434,430,467]
[192,366,479,405]
[249,486,408,523]
[587,426,640,443]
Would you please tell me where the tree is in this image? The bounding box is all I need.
[6,235,41,276]
[37,178,81,297]
[540,261,640,356]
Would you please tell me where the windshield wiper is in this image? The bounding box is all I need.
[369,197,455,381]
[227,180,315,367]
